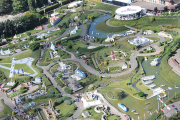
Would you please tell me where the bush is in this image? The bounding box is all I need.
[64,87,73,94]
[27,32,31,36]
[29,42,40,51]
[64,100,72,105]
[138,92,144,97]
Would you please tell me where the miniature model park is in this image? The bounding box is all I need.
[0,0,180,120]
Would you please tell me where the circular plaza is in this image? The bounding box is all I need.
[115,6,143,20]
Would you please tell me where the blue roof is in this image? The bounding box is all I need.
[77,69,86,76]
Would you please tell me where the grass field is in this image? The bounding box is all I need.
[9,91,19,98]
[0,68,10,78]
[0,64,11,68]
[107,115,120,120]
[78,106,103,119]
[93,2,119,14]
[109,16,180,27]
[0,50,32,63]
[0,99,12,116]
[160,55,180,86]
[14,64,34,74]
[55,103,74,116]
[96,20,129,33]
[116,37,136,50]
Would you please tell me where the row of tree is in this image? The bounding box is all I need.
[0,0,54,14]
[0,12,41,38]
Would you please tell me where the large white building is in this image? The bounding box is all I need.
[128,36,153,46]
[115,6,146,20]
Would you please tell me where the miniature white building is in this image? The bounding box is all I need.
[36,33,48,39]
[7,78,15,86]
[59,62,66,70]
[71,69,86,81]
[128,36,153,46]
[49,42,60,59]
[150,58,159,66]
[33,77,42,84]
[70,26,78,36]
[147,46,152,51]
[2,38,6,42]
[68,1,82,8]
[105,36,114,42]
[0,48,13,55]
[121,62,128,70]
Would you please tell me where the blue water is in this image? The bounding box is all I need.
[88,13,125,38]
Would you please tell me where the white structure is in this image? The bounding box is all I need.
[71,69,86,81]
[150,58,159,66]
[147,46,152,51]
[51,9,59,17]
[143,30,153,35]
[128,36,153,46]
[49,42,60,59]
[2,38,6,42]
[115,6,144,20]
[7,78,15,86]
[0,48,13,55]
[105,36,114,42]
[68,1,82,8]
[59,62,66,70]
[121,62,128,70]
[36,33,48,39]
[70,26,78,36]
[86,92,95,101]
[141,75,156,81]
[33,77,42,84]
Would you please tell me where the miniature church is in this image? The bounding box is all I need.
[49,42,60,59]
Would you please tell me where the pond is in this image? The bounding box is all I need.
[88,12,125,38]
[101,59,176,119]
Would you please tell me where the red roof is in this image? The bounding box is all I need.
[111,51,114,55]
[112,56,115,60]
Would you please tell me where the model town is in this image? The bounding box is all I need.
[0,0,180,120]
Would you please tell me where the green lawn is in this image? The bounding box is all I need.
[78,106,103,120]
[55,103,74,116]
[0,68,10,78]
[0,64,11,68]
[116,37,136,50]
[0,50,32,63]
[96,20,129,33]
[132,64,144,83]
[145,37,160,41]
[93,2,119,14]
[160,55,180,86]
[14,64,34,74]
[109,16,180,27]
[0,99,12,116]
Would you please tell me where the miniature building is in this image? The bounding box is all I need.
[70,26,78,36]
[0,48,13,55]
[128,36,153,46]
[23,102,36,109]
[86,92,95,100]
[49,42,60,59]
[68,1,82,8]
[7,78,15,86]
[2,38,6,42]
[11,40,19,44]
[71,69,86,81]
[43,99,60,120]
[150,58,159,66]
[121,62,128,70]
[82,111,91,118]
[59,62,67,70]
[33,77,42,84]
[147,46,152,51]
[36,33,48,39]
[50,16,61,25]
[34,26,42,30]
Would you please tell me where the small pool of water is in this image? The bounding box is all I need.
[88,13,125,38]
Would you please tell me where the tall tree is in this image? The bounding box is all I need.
[28,0,36,12]
[0,0,13,14]
[13,0,27,12]
[36,0,43,8]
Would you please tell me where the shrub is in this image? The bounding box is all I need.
[27,32,31,36]
[138,92,144,97]
[103,53,107,57]
[64,87,73,94]
[64,100,72,105]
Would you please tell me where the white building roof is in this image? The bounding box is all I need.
[116,6,142,15]
[68,1,82,8]
[114,0,131,4]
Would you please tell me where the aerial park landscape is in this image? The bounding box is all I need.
[0,0,180,120]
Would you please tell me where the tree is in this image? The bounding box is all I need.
[64,87,72,94]
[29,42,40,51]
[103,53,107,57]
[36,0,43,8]
[138,91,144,97]
[12,111,15,116]
[58,74,62,78]
[27,32,31,36]
[114,90,124,99]
[158,41,162,47]
[0,0,13,14]
[28,0,36,12]
[13,0,27,12]
[165,47,172,55]
[104,69,108,73]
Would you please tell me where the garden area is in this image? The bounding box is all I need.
[14,64,34,74]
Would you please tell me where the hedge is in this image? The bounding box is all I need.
[38,3,60,15]
[5,82,19,93]
[61,0,71,5]
[78,46,105,53]
[55,35,80,45]
[64,87,72,94]
[53,96,69,107]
